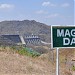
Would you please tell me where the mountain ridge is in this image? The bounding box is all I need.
[0,20,51,43]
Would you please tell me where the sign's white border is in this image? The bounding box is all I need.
[51,25,75,49]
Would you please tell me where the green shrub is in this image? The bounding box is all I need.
[72,65,75,71]
[0,46,41,57]
[16,47,41,57]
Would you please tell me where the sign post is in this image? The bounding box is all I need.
[56,48,59,75]
[51,25,75,75]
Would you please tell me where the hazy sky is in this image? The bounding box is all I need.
[0,0,74,25]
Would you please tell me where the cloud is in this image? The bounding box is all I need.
[0,4,14,9]
[45,13,59,18]
[42,1,56,7]
[61,3,70,7]
[36,10,48,14]
[42,1,50,6]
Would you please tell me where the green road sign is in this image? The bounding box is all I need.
[51,26,75,48]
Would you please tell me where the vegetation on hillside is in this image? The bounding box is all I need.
[0,46,41,57]
[0,46,75,75]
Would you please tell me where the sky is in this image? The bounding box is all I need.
[0,0,74,25]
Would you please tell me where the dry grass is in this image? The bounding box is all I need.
[0,52,56,75]
[0,46,75,75]
[0,46,55,75]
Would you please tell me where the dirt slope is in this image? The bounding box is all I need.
[0,48,75,75]
[0,51,55,75]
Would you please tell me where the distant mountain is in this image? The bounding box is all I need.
[0,20,51,42]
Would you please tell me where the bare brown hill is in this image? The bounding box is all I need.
[0,20,51,43]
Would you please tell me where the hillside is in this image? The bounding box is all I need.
[0,20,51,43]
[0,46,75,75]
[0,20,75,75]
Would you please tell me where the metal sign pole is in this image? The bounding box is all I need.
[56,48,59,75]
